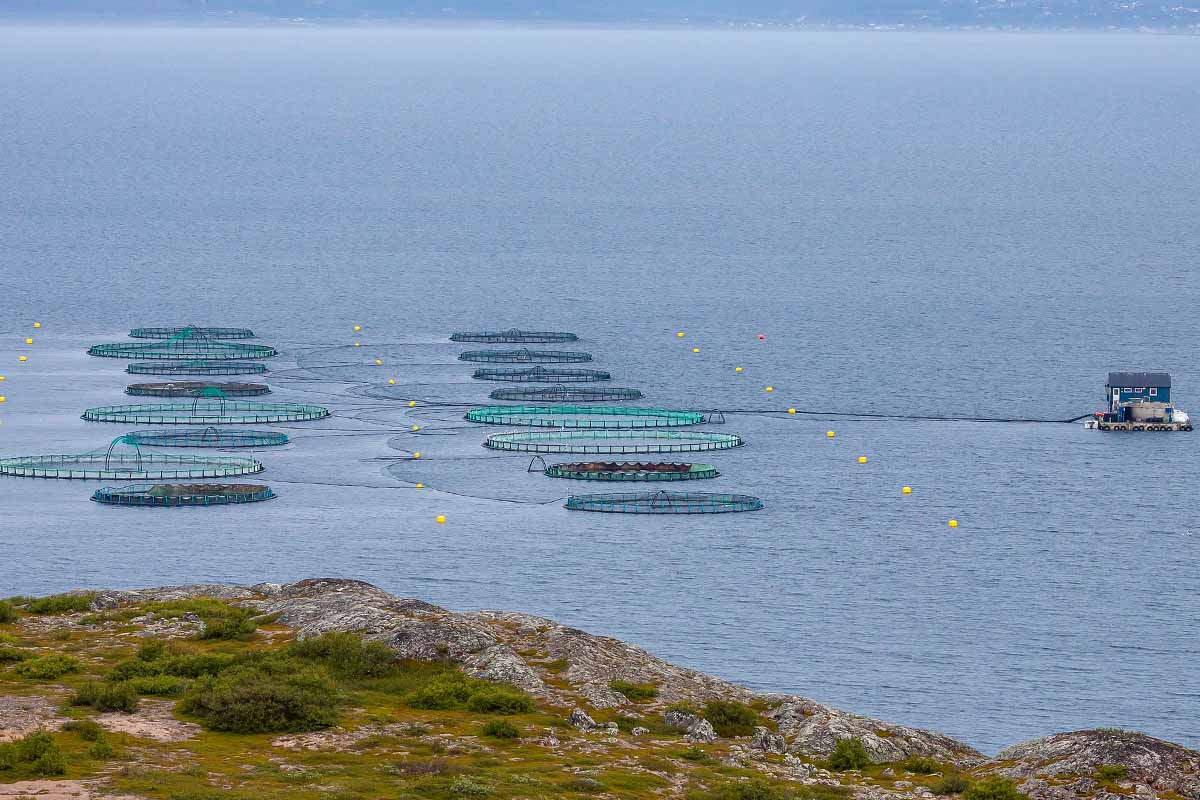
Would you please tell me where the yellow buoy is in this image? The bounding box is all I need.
[436,515,446,524]
[388,379,395,385]
[765,386,774,393]
[858,456,868,464]
[374,359,382,366]
[412,452,421,459]
[0,375,5,381]
[415,483,424,489]
[677,332,685,337]
[408,401,416,407]
[25,338,33,345]
[948,519,958,528]
[18,356,27,363]
[411,425,420,431]
[826,431,835,438]
[902,486,912,494]
[692,347,700,353]
[788,408,796,414]
[735,366,743,373]
[354,325,361,332]
[354,342,361,347]
[0,396,6,403]
[33,322,41,329]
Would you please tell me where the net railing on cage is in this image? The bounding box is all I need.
[82,401,329,425]
[122,429,289,448]
[127,361,268,376]
[92,483,276,506]
[458,349,592,364]
[129,327,256,340]
[0,436,263,480]
[89,328,276,360]
[545,461,720,481]
[466,405,704,429]
[126,382,271,398]
[451,329,578,343]
[483,430,744,454]
[473,366,611,383]
[565,491,763,513]
[489,385,643,402]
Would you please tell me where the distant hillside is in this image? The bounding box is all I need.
[3,0,1199,28]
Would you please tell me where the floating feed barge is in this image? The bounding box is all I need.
[473,366,611,383]
[565,491,763,514]
[82,400,329,425]
[451,329,578,344]
[489,385,643,402]
[458,349,592,364]
[122,428,289,448]
[1085,372,1193,431]
[127,360,268,376]
[92,483,276,507]
[545,461,719,481]
[0,436,262,480]
[126,382,270,398]
[89,328,276,361]
[466,405,704,429]
[129,326,255,340]
[483,430,743,454]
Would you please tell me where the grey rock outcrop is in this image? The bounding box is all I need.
[751,725,788,754]
[569,708,597,731]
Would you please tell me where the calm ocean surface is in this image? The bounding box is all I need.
[0,27,1197,753]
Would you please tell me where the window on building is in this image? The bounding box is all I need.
[1124,387,1132,392]
[1150,388,1157,396]
[1135,387,1144,392]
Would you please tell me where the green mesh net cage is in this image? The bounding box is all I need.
[483,429,744,454]
[129,326,256,340]
[565,491,763,513]
[127,360,269,376]
[92,483,276,506]
[473,366,611,383]
[466,405,704,429]
[122,428,289,448]
[458,349,593,364]
[126,382,271,398]
[451,329,578,343]
[82,391,330,424]
[543,461,719,481]
[489,386,643,402]
[0,436,263,480]
[89,328,276,360]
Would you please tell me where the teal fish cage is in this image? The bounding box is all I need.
[129,326,256,340]
[82,389,329,425]
[451,329,578,343]
[0,436,262,480]
[92,483,276,507]
[127,361,269,376]
[89,327,276,360]
[543,461,719,481]
[473,366,611,383]
[126,382,270,398]
[458,349,592,364]
[489,385,643,402]
[465,405,704,429]
[122,428,289,448]
[564,491,764,514]
[483,429,744,454]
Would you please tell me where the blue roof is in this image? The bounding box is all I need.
[1107,372,1171,388]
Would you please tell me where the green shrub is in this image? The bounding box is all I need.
[0,646,30,663]
[161,652,237,678]
[610,679,659,703]
[13,654,81,679]
[481,719,520,739]
[713,779,782,800]
[108,658,163,682]
[962,776,1026,800]
[932,774,972,795]
[678,745,711,762]
[0,600,17,624]
[73,681,140,713]
[16,730,56,762]
[563,777,606,793]
[1097,765,1128,781]
[827,737,871,771]
[0,742,16,771]
[63,718,106,741]
[902,755,943,774]
[179,662,338,733]
[136,639,167,661]
[32,747,66,777]
[87,737,117,759]
[127,674,189,696]
[140,599,258,641]
[197,615,257,641]
[467,686,535,715]
[289,631,397,678]
[449,776,492,796]
[28,593,95,615]
[703,700,760,738]
[406,673,480,710]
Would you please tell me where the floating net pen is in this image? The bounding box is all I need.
[457,349,592,364]
[451,329,578,344]
[92,483,276,507]
[465,405,703,429]
[565,491,763,514]
[129,327,255,340]
[0,436,262,480]
[89,328,276,360]
[472,366,611,383]
[544,461,720,482]
[126,382,270,398]
[122,428,289,448]
[483,429,743,454]
[127,361,269,376]
[489,386,643,402]
[82,400,329,425]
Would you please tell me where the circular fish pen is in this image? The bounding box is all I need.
[565,491,763,514]
[82,400,329,425]
[466,405,703,429]
[92,483,276,507]
[89,328,276,361]
[473,366,611,383]
[0,437,262,480]
[489,385,643,402]
[451,329,578,344]
[483,430,743,454]
[126,382,270,398]
[458,349,592,364]
[129,326,256,340]
[127,361,269,376]
[545,461,719,481]
[122,428,289,448]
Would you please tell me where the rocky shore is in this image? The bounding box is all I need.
[1,578,1196,800]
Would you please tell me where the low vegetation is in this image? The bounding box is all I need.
[961,776,1028,800]
[826,737,871,771]
[0,600,17,624]
[610,679,659,703]
[703,699,761,737]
